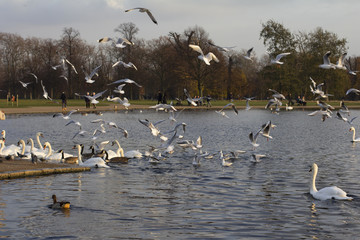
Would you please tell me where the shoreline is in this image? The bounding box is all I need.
[0,101,356,178]
[0,102,351,115]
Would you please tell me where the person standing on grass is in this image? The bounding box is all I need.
[60,92,67,110]
[85,92,90,108]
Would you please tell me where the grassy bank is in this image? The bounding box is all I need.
[1,98,359,109]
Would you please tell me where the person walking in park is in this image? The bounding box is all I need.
[157,90,162,104]
[60,92,67,110]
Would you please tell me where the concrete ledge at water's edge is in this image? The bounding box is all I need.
[0,167,91,180]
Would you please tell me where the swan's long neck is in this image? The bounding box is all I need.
[310,167,318,194]
[114,140,124,157]
[45,143,52,158]
[19,140,25,155]
[36,134,42,149]
[352,129,356,141]
[77,145,83,164]
[0,140,4,153]
[28,138,34,152]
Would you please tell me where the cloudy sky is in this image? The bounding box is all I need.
[1,0,359,57]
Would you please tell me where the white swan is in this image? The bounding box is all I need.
[27,138,47,159]
[36,132,44,149]
[43,142,73,162]
[0,139,20,157]
[17,139,31,159]
[349,127,360,142]
[310,163,352,200]
[73,144,109,168]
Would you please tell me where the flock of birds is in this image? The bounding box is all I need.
[8,6,360,208]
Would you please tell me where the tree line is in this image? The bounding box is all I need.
[0,20,358,102]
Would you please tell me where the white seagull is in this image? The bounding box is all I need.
[346,88,360,95]
[335,52,347,70]
[40,80,52,101]
[84,89,107,104]
[268,52,291,65]
[19,80,32,89]
[115,38,134,48]
[125,7,158,25]
[113,84,126,94]
[83,65,101,84]
[107,78,142,87]
[319,51,336,69]
[29,73,38,83]
[184,88,197,106]
[208,42,236,52]
[112,60,137,70]
[244,97,255,110]
[189,44,219,65]
[243,47,254,62]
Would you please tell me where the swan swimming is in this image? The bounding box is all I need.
[349,127,360,142]
[309,163,352,201]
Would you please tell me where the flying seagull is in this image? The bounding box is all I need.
[268,52,291,65]
[125,7,158,25]
[112,60,137,70]
[208,42,236,52]
[29,73,38,83]
[189,44,219,65]
[107,78,142,87]
[40,80,52,101]
[319,51,336,69]
[19,80,32,89]
[243,47,254,62]
[83,65,101,84]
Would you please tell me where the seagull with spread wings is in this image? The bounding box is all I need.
[19,80,32,89]
[112,60,137,70]
[107,78,142,87]
[319,51,336,69]
[125,7,158,25]
[268,52,291,65]
[189,44,219,65]
[83,65,101,84]
[40,80,52,101]
[29,73,38,83]
[208,42,236,52]
[243,47,254,62]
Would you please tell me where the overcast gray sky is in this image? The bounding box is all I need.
[1,0,359,57]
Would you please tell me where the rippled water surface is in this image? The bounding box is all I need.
[1,109,360,239]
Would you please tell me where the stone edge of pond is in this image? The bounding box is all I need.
[0,167,91,180]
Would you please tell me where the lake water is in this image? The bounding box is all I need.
[1,108,360,239]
